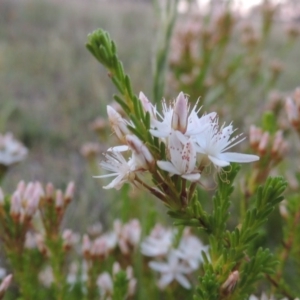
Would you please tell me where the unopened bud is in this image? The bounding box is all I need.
[271,131,288,161]
[0,274,13,297]
[139,92,156,120]
[221,270,239,294]
[82,234,91,258]
[112,262,121,276]
[25,194,40,218]
[285,98,300,129]
[293,87,300,107]
[16,181,26,198]
[107,106,130,144]
[64,181,75,204]
[62,229,76,251]
[258,132,269,155]
[128,277,137,297]
[36,234,47,255]
[172,92,188,134]
[46,183,54,202]
[126,135,154,169]
[55,190,64,212]
[24,182,34,200]
[10,191,22,221]
[249,125,262,149]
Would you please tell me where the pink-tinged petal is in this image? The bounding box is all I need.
[175,273,191,289]
[218,152,260,163]
[157,161,180,175]
[182,173,200,181]
[181,140,197,173]
[208,155,230,167]
[172,92,188,133]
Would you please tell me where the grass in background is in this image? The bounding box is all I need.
[0,0,155,230]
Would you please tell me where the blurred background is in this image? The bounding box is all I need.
[1,0,300,231]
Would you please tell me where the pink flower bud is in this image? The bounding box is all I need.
[46,183,54,202]
[112,262,121,276]
[64,181,75,203]
[24,182,34,200]
[221,270,239,293]
[258,132,269,155]
[25,194,40,217]
[10,191,22,220]
[249,125,262,149]
[55,190,64,211]
[286,98,300,128]
[139,92,156,120]
[172,92,188,133]
[82,234,91,258]
[126,135,154,169]
[0,274,13,296]
[107,105,130,143]
[16,181,26,198]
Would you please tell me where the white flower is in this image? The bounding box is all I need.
[94,151,136,190]
[149,250,193,289]
[141,225,173,257]
[194,122,259,168]
[0,132,27,166]
[175,234,208,270]
[157,132,200,181]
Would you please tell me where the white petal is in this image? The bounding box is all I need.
[157,161,180,175]
[107,145,129,152]
[175,273,191,289]
[148,261,169,273]
[103,175,124,190]
[208,155,230,167]
[149,129,169,138]
[218,152,259,163]
[182,173,200,181]
[158,273,174,289]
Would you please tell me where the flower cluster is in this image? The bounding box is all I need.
[82,219,141,258]
[0,132,27,167]
[96,92,259,189]
[141,225,208,290]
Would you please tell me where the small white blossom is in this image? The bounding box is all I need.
[149,250,193,289]
[194,122,259,168]
[175,233,208,270]
[94,151,136,190]
[0,132,27,166]
[141,225,173,257]
[157,132,200,181]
